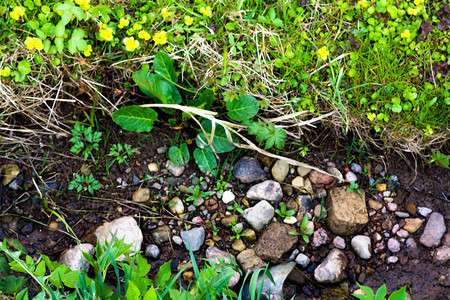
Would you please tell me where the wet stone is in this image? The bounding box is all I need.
[233,157,266,183]
[254,222,298,261]
[420,212,446,248]
[314,249,348,284]
[237,249,267,274]
[309,170,335,188]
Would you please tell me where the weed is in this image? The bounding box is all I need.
[108,143,138,165]
[348,181,362,194]
[227,200,245,214]
[275,203,296,219]
[69,124,102,160]
[352,282,407,300]
[290,215,314,243]
[68,173,101,199]
[185,184,211,206]
[315,197,331,223]
[214,175,230,193]
[230,225,247,240]
[428,150,450,168]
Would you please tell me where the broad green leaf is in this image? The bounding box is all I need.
[226,94,259,122]
[153,52,177,82]
[196,120,237,153]
[113,105,158,132]
[90,5,112,23]
[0,257,10,275]
[143,285,158,300]
[18,60,31,75]
[67,28,87,54]
[272,18,284,27]
[36,29,46,40]
[125,281,140,300]
[194,148,217,177]
[374,284,387,300]
[208,268,234,293]
[34,260,46,276]
[55,37,64,53]
[0,275,26,294]
[156,261,172,287]
[187,89,215,110]
[15,288,29,300]
[356,282,374,299]
[41,23,56,37]
[55,21,65,37]
[388,286,407,300]
[168,143,190,167]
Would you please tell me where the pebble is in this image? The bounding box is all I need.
[272,159,290,182]
[314,249,348,283]
[284,216,297,224]
[386,203,397,212]
[392,224,400,235]
[187,205,196,212]
[390,175,398,182]
[386,256,398,264]
[168,197,184,215]
[395,212,410,218]
[242,229,257,243]
[383,191,391,197]
[351,235,372,259]
[132,175,140,185]
[345,171,358,182]
[309,170,335,188]
[350,163,362,174]
[297,166,311,177]
[1,163,20,185]
[406,203,416,216]
[173,235,183,245]
[288,249,300,262]
[243,200,274,231]
[311,228,328,248]
[368,200,383,210]
[59,243,95,272]
[397,229,409,238]
[132,188,150,203]
[232,238,246,252]
[222,190,235,204]
[157,147,166,154]
[295,253,310,268]
[373,233,382,242]
[420,212,446,248]
[404,218,423,233]
[313,204,328,219]
[167,160,185,177]
[291,176,304,188]
[333,236,346,249]
[192,216,203,224]
[369,178,375,186]
[233,157,266,183]
[181,227,205,252]
[148,163,159,172]
[145,244,161,259]
[383,197,394,203]
[246,180,283,202]
[387,238,401,253]
[326,167,344,183]
[375,183,386,192]
[417,206,432,217]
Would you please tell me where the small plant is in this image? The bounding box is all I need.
[69,124,102,159]
[212,223,219,236]
[427,150,449,169]
[275,203,296,219]
[245,119,287,150]
[227,200,244,214]
[68,173,101,199]
[214,175,230,193]
[108,143,138,165]
[290,215,313,243]
[348,181,362,194]
[352,282,407,300]
[168,142,190,167]
[315,196,331,223]
[185,184,211,206]
[230,225,247,240]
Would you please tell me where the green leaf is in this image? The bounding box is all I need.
[187,89,215,110]
[125,281,140,300]
[196,120,237,153]
[113,105,158,132]
[152,51,177,83]
[272,18,284,27]
[143,285,158,300]
[0,275,26,294]
[355,282,374,299]
[0,256,10,275]
[36,29,46,40]
[374,284,387,300]
[18,60,31,75]
[67,28,87,54]
[168,143,190,167]
[15,288,29,300]
[55,21,65,37]
[388,286,407,300]
[194,148,217,177]
[55,37,64,53]
[226,94,259,122]
[156,261,172,287]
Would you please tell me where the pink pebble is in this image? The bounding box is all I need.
[192,216,203,224]
[386,203,398,212]
[392,224,400,234]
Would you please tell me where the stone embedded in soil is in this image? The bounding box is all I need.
[1,163,20,185]
[369,200,383,210]
[233,157,266,183]
[296,194,313,220]
[395,212,410,218]
[59,243,95,272]
[166,160,185,177]
[152,225,171,245]
[326,186,368,236]
[297,166,311,177]
[172,235,183,245]
[147,162,159,172]
[295,253,310,268]
[311,228,328,248]
[387,256,399,264]
[351,235,372,259]
[350,163,362,174]
[397,229,409,238]
[132,187,150,203]
[181,227,205,252]
[246,180,283,202]
[272,159,290,182]
[333,236,346,249]
[417,206,433,217]
[232,238,246,252]
[243,200,274,232]
[404,218,423,233]
[314,204,328,219]
[221,190,235,204]
[345,171,358,182]
[236,249,267,274]
[145,244,161,259]
[254,222,298,261]
[321,283,349,300]
[206,246,241,288]
[242,228,257,243]
[256,262,296,300]
[326,167,344,183]
[314,248,348,284]
[168,197,184,215]
[420,212,446,248]
[291,176,304,188]
[386,203,397,212]
[283,216,297,224]
[309,170,335,188]
[94,216,143,261]
[406,203,417,216]
[387,238,401,253]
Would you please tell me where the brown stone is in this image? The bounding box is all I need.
[236,249,267,274]
[221,215,238,226]
[232,238,246,252]
[309,170,335,188]
[406,203,417,216]
[254,222,298,261]
[368,200,383,210]
[242,228,257,243]
[404,218,423,233]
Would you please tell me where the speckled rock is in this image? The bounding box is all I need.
[314,249,348,283]
[254,222,298,261]
[387,238,401,253]
[420,212,446,248]
[246,180,283,202]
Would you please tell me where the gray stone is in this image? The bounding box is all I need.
[387,238,401,253]
[181,227,205,252]
[254,222,298,261]
[326,187,368,236]
[272,160,290,182]
[167,160,185,177]
[295,253,310,268]
[350,163,362,174]
[395,212,410,218]
[314,204,328,219]
[246,180,283,202]
[236,249,267,274]
[420,212,446,248]
[152,225,171,245]
[288,249,300,262]
[351,235,372,259]
[244,200,274,231]
[233,157,266,183]
[172,235,183,245]
[206,246,241,288]
[333,236,346,249]
[256,262,296,300]
[59,243,95,271]
[314,249,348,283]
[145,244,160,259]
[296,194,313,219]
[94,217,143,261]
[417,206,433,217]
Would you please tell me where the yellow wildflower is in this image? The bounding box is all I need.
[1,67,11,77]
[123,37,140,51]
[99,27,113,41]
[184,16,194,26]
[84,45,93,56]
[357,0,369,8]
[367,113,376,121]
[118,17,129,29]
[407,7,418,15]
[10,6,26,20]
[401,29,411,39]
[317,46,329,60]
[153,31,168,45]
[199,6,212,18]
[138,30,151,41]
[414,0,424,5]
[75,0,90,10]
[24,37,44,51]
[161,8,172,20]
[133,23,143,31]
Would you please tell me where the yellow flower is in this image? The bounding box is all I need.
[407,7,418,15]
[24,37,44,51]
[357,0,369,8]
[75,0,90,10]
[317,46,329,60]
[199,6,212,18]
[414,0,424,5]
[1,67,11,77]
[133,23,143,31]
[162,8,172,20]
[10,6,26,20]
[99,27,113,41]
[367,113,376,121]
[401,29,411,39]
[184,16,194,26]
[123,37,140,51]
[84,45,93,56]
[138,30,151,41]
[118,17,129,29]
[153,31,168,45]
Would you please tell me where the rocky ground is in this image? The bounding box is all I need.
[0,127,449,299]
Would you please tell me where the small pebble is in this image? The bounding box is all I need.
[345,171,358,182]
[386,203,397,212]
[148,163,159,172]
[417,207,432,217]
[145,244,161,259]
[406,203,416,216]
[333,236,346,249]
[387,238,401,253]
[288,249,300,262]
[157,147,166,154]
[373,233,382,242]
[395,212,410,218]
[392,224,400,234]
[383,191,391,197]
[192,216,203,224]
[397,229,409,238]
[369,178,375,186]
[389,175,398,182]
[222,190,235,204]
[350,163,362,174]
[375,183,386,192]
[384,197,394,203]
[386,256,398,264]
[295,253,310,268]
[173,236,183,245]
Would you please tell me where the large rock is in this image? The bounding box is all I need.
[254,222,298,261]
[314,249,348,283]
[94,217,143,260]
[246,180,283,202]
[420,212,446,248]
[236,249,267,274]
[233,157,266,183]
[326,186,368,236]
[59,243,95,271]
[272,160,290,182]
[181,227,205,252]
[309,170,335,188]
[243,200,274,231]
[206,246,241,288]
[256,262,296,300]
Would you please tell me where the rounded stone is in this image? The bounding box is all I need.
[272,160,290,182]
[387,238,401,253]
[145,244,161,259]
[351,235,372,259]
[59,243,95,271]
[132,188,150,203]
[345,171,358,182]
[222,190,236,204]
[233,157,266,183]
